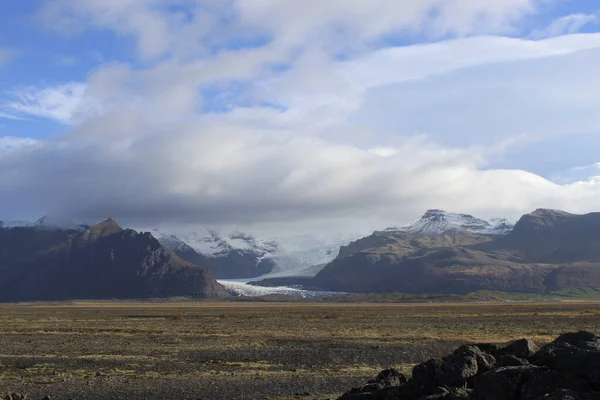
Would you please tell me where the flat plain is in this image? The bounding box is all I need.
[1,301,600,400]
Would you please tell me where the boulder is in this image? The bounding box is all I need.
[413,345,495,387]
[473,365,540,400]
[532,340,600,389]
[473,365,592,400]
[519,369,591,398]
[536,390,600,400]
[369,368,407,387]
[499,338,539,359]
[496,354,529,367]
[472,343,501,356]
[337,369,408,400]
[376,383,453,400]
[335,332,600,400]
[338,393,376,400]
[554,331,599,346]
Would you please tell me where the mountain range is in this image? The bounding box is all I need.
[308,209,600,294]
[0,219,227,301]
[3,208,600,301]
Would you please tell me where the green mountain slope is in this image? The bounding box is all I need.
[313,209,600,294]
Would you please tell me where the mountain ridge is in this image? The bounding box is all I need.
[309,208,600,294]
[0,219,228,301]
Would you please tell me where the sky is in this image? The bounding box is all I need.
[1,0,600,234]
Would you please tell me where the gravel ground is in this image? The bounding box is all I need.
[1,301,599,399]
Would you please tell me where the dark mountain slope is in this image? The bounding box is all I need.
[479,209,600,263]
[0,219,228,301]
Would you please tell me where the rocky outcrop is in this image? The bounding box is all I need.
[335,331,600,400]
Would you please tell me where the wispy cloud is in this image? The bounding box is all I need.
[531,13,599,39]
[0,47,15,67]
[54,54,79,67]
[0,136,40,151]
[0,83,89,124]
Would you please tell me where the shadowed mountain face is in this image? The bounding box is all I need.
[0,219,228,301]
[312,209,600,294]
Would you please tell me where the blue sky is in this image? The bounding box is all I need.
[1,0,600,230]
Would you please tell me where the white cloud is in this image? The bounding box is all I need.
[0,111,24,121]
[1,83,90,124]
[37,0,542,60]
[550,162,600,184]
[3,1,600,232]
[532,13,599,39]
[0,136,40,151]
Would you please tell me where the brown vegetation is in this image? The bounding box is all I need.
[1,301,600,399]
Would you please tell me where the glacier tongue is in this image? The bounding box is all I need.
[154,228,366,277]
[218,279,341,298]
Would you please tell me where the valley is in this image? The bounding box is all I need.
[4,208,600,302]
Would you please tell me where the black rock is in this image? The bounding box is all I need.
[519,369,591,398]
[338,393,376,400]
[499,338,539,359]
[337,369,408,400]
[413,344,495,388]
[335,332,600,400]
[370,368,407,387]
[474,365,592,400]
[376,383,449,400]
[532,339,600,390]
[496,354,530,367]
[472,343,501,356]
[536,390,600,400]
[554,331,599,346]
[473,365,540,400]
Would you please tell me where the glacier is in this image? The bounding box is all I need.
[218,279,342,298]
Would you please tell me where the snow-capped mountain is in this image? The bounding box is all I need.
[153,228,366,278]
[387,209,514,235]
[154,229,278,261]
[153,229,278,279]
[0,215,90,231]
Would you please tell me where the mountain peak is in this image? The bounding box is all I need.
[513,209,575,234]
[80,218,123,241]
[392,210,513,235]
[530,209,573,218]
